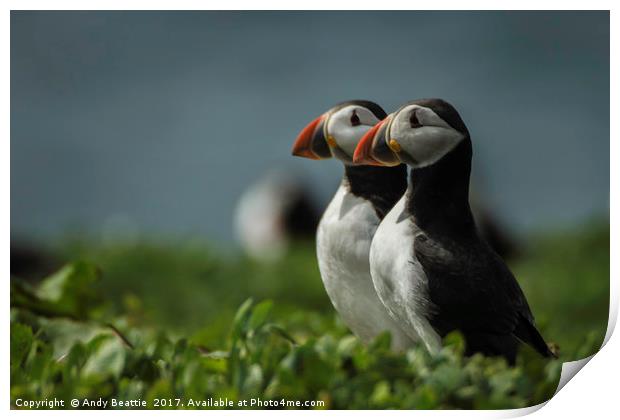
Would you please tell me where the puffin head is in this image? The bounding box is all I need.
[292,100,387,165]
[354,98,469,168]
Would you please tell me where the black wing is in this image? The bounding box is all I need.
[414,232,554,359]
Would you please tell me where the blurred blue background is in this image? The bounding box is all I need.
[11,11,609,244]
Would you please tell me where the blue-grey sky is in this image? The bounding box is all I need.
[11,11,609,243]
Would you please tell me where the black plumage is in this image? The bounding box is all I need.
[403,99,555,363]
[345,164,407,219]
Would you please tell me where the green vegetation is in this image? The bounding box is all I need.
[10,222,609,409]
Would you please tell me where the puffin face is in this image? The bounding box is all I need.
[292,101,386,164]
[354,99,467,168]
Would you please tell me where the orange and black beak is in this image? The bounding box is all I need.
[291,114,333,160]
[353,117,400,166]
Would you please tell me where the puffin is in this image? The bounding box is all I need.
[234,170,321,262]
[292,100,415,351]
[353,98,555,363]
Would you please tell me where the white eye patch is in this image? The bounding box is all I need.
[327,105,381,157]
[389,105,464,168]
[391,105,453,133]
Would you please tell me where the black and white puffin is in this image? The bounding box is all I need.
[234,170,321,261]
[353,98,555,363]
[292,100,414,350]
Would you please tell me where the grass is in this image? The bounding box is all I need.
[10,221,609,409]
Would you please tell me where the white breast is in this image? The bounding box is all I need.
[316,183,414,351]
[369,194,442,353]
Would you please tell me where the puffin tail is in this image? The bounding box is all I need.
[463,333,519,365]
[513,314,557,359]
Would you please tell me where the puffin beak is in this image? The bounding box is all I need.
[353,118,388,166]
[292,114,332,160]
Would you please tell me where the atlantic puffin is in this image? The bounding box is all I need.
[353,98,555,363]
[234,170,320,261]
[292,100,415,350]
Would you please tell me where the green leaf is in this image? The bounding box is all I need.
[82,336,126,379]
[411,384,439,409]
[23,261,103,320]
[248,300,273,331]
[145,379,174,406]
[443,330,466,356]
[370,381,392,406]
[63,342,88,379]
[231,298,254,341]
[369,331,392,352]
[264,323,297,344]
[10,323,33,370]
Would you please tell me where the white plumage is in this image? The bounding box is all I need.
[368,190,441,354]
[317,182,414,351]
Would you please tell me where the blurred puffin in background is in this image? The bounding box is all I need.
[235,170,321,262]
[291,100,414,350]
[470,193,519,261]
[354,98,555,363]
[10,241,59,282]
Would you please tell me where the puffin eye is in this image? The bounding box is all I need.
[350,110,361,127]
[410,110,422,128]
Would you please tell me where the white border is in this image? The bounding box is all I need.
[4,3,616,419]
[2,1,618,10]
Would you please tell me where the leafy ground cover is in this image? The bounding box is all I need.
[10,222,609,409]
